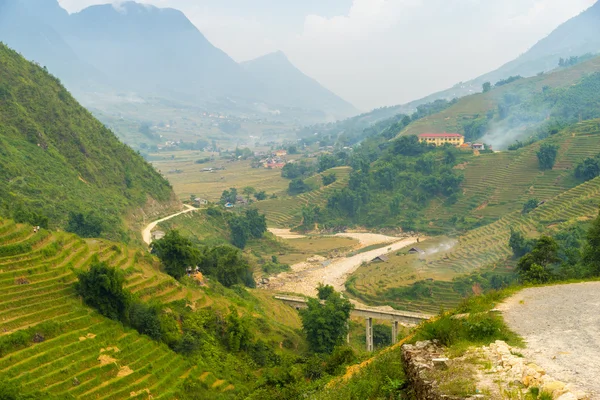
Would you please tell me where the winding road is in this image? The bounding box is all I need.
[141,204,198,245]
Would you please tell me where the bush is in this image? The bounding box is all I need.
[75,260,130,321]
[537,143,559,170]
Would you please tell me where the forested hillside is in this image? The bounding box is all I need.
[0,43,175,241]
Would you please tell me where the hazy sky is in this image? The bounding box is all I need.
[58,0,597,110]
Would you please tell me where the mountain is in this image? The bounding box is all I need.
[242,51,358,119]
[64,1,261,104]
[0,0,355,123]
[0,43,176,240]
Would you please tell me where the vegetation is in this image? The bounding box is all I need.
[537,143,559,170]
[0,44,173,241]
[299,285,353,354]
[228,209,267,249]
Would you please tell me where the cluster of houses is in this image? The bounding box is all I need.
[417,133,488,151]
[259,149,288,169]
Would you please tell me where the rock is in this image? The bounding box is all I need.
[556,393,577,400]
[542,380,566,397]
[432,358,449,370]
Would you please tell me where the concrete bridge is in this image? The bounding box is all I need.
[275,295,433,351]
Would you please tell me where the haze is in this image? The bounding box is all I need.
[58,0,595,110]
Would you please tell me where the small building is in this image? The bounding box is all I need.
[274,150,287,157]
[418,133,465,147]
[408,247,425,255]
[151,230,166,241]
[194,197,208,206]
[224,203,234,208]
[372,255,389,263]
[472,143,485,151]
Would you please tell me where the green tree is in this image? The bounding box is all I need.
[508,228,535,258]
[287,145,299,154]
[242,186,256,201]
[75,261,130,321]
[517,236,559,284]
[300,285,353,354]
[522,198,539,214]
[151,230,202,279]
[66,211,103,238]
[482,82,492,93]
[227,209,267,249]
[322,173,337,186]
[582,209,600,276]
[574,157,600,181]
[254,191,267,201]
[301,205,321,232]
[201,246,255,287]
[220,188,238,204]
[536,143,559,170]
[289,179,310,195]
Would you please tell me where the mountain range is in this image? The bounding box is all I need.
[0,0,357,122]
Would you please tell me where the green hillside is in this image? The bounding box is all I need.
[0,218,306,398]
[398,55,600,141]
[254,167,351,227]
[0,43,176,241]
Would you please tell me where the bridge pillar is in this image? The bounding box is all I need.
[391,320,399,344]
[366,317,373,352]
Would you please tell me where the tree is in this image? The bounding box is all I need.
[287,145,299,154]
[536,143,559,170]
[220,188,238,204]
[242,186,256,201]
[522,198,539,214]
[66,211,103,238]
[322,173,337,186]
[254,191,267,201]
[582,209,600,276]
[508,228,534,258]
[574,157,600,181]
[301,205,321,232]
[289,179,310,195]
[227,209,267,249]
[200,246,255,288]
[151,230,202,279]
[76,261,130,321]
[299,285,353,354]
[482,82,492,93]
[517,236,559,284]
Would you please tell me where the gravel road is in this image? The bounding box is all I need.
[500,282,600,398]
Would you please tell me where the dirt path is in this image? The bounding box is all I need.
[267,234,419,297]
[141,205,198,245]
[499,282,600,398]
[267,228,306,240]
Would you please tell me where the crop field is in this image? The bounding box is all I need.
[277,236,360,265]
[151,153,293,202]
[423,120,600,229]
[0,221,236,398]
[255,167,352,227]
[350,170,600,313]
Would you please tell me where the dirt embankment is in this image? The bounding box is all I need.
[499,282,600,398]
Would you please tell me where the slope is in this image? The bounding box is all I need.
[0,43,176,240]
[349,123,600,313]
[242,51,358,119]
[0,218,304,398]
[398,55,600,143]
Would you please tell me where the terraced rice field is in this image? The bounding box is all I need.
[426,120,600,227]
[255,167,351,227]
[0,221,230,398]
[352,169,600,313]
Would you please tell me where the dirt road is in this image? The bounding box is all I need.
[500,282,600,398]
[141,205,198,245]
[267,232,419,297]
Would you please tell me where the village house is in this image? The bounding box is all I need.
[472,143,485,151]
[274,149,288,157]
[418,133,465,147]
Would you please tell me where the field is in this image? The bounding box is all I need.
[398,56,600,137]
[0,219,303,398]
[255,167,352,227]
[277,236,360,265]
[422,120,600,229]
[349,165,600,313]
[151,152,293,202]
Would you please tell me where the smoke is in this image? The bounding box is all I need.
[419,239,458,258]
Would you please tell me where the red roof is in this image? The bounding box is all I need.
[419,133,463,138]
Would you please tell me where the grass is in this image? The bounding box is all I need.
[277,236,359,265]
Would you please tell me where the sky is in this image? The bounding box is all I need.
[58,0,597,111]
